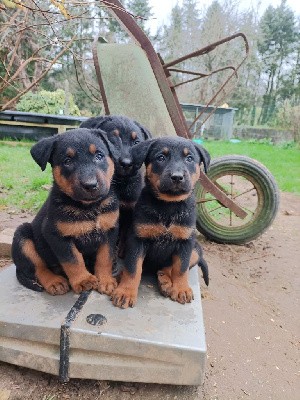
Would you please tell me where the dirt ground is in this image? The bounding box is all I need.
[0,192,299,400]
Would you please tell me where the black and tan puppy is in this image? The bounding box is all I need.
[80,115,152,258]
[111,136,210,309]
[12,128,120,296]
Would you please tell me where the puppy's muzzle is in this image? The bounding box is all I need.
[119,157,133,169]
[171,172,184,183]
[80,178,99,192]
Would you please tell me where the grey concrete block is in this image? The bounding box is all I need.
[0,265,206,385]
[0,228,14,257]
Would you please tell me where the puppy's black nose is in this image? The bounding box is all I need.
[171,172,184,183]
[81,179,98,191]
[119,158,133,168]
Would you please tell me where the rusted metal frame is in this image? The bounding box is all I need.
[171,66,236,89]
[168,68,208,77]
[159,57,191,138]
[100,1,248,217]
[163,33,249,134]
[104,0,190,138]
[92,37,110,115]
[163,33,249,69]
[188,66,240,132]
[199,172,247,219]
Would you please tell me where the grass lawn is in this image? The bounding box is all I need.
[0,139,299,213]
[203,141,300,194]
[0,141,52,212]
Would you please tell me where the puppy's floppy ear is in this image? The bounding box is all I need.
[30,135,58,171]
[133,120,152,140]
[80,116,111,130]
[193,143,211,173]
[91,129,121,163]
[131,139,155,169]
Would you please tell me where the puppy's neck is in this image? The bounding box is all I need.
[51,182,109,208]
[144,182,193,204]
[114,169,141,182]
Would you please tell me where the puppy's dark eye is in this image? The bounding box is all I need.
[133,140,140,145]
[156,154,166,162]
[63,157,72,166]
[186,155,194,162]
[94,152,104,162]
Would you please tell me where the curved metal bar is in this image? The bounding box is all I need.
[103,0,190,138]
[92,36,110,115]
[163,33,249,69]
[172,66,236,89]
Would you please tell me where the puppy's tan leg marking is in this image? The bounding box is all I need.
[157,255,194,304]
[111,257,143,309]
[61,245,98,294]
[94,243,117,295]
[22,239,69,295]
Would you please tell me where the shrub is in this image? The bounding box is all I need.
[276,100,300,142]
[16,89,81,116]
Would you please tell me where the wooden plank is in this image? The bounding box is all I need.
[0,120,77,130]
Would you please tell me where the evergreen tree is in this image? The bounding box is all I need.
[127,0,152,35]
[258,0,297,124]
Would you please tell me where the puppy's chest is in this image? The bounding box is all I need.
[56,200,119,239]
[115,175,142,204]
[135,208,194,241]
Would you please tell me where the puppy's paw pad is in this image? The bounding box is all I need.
[45,276,70,296]
[170,286,194,304]
[111,287,138,309]
[97,276,118,295]
[157,271,172,296]
[72,274,98,293]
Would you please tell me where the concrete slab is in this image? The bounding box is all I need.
[0,228,14,257]
[0,265,206,385]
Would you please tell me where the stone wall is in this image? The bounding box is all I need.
[233,126,294,143]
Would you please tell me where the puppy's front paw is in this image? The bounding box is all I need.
[111,286,138,309]
[71,274,98,294]
[170,285,194,304]
[44,275,70,295]
[97,276,117,296]
[157,270,172,297]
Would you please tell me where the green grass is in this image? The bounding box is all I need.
[0,139,299,213]
[0,141,52,212]
[203,140,300,194]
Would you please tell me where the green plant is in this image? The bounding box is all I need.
[276,100,300,142]
[16,89,81,116]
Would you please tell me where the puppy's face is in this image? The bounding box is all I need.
[81,116,151,177]
[31,129,115,203]
[132,137,210,202]
[107,124,145,177]
[147,139,201,201]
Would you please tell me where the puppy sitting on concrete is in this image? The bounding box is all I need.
[12,128,120,296]
[111,136,210,309]
[80,115,152,258]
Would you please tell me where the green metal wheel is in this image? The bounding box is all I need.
[195,155,280,244]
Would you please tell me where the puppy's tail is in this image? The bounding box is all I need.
[191,241,209,286]
[12,223,44,292]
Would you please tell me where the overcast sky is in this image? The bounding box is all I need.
[147,0,300,33]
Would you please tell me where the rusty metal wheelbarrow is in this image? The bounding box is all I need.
[93,0,279,244]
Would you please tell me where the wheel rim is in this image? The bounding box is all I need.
[196,171,265,231]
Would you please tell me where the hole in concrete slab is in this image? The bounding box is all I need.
[86,313,107,326]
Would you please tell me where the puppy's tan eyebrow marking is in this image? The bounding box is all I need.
[162,147,169,155]
[183,147,189,156]
[89,144,96,154]
[66,147,76,157]
[131,131,137,140]
[113,129,120,136]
